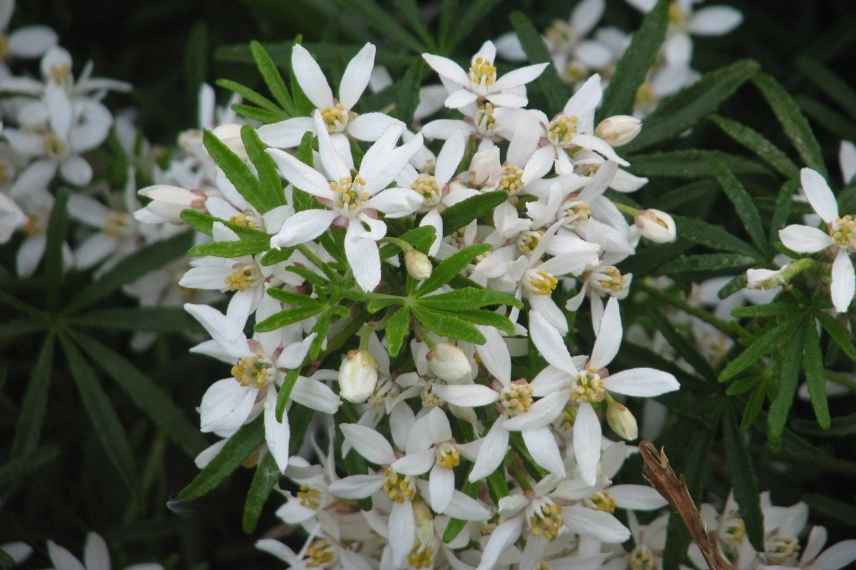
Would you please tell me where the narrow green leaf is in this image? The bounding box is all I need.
[379,226,436,258]
[0,445,59,488]
[770,179,798,244]
[438,0,459,50]
[768,321,807,442]
[441,191,506,236]
[276,368,301,421]
[597,0,668,120]
[398,0,434,50]
[184,21,208,108]
[803,322,830,429]
[242,125,286,211]
[261,246,294,266]
[719,318,797,382]
[367,293,405,314]
[709,115,798,178]
[70,307,200,333]
[204,129,271,213]
[60,335,138,492]
[658,253,757,274]
[753,72,826,175]
[417,244,491,295]
[419,287,523,311]
[628,150,771,179]
[717,274,748,300]
[447,0,501,52]
[709,157,769,255]
[797,94,856,141]
[674,215,762,258]
[44,188,70,309]
[0,318,44,338]
[722,403,764,550]
[805,494,856,528]
[267,288,321,307]
[509,11,568,114]
[255,304,325,332]
[731,303,793,318]
[816,312,856,360]
[242,453,281,534]
[453,309,515,334]
[740,379,767,430]
[385,306,411,357]
[188,237,270,258]
[291,132,319,212]
[647,308,715,380]
[412,306,486,344]
[181,209,215,235]
[397,58,424,125]
[345,0,425,52]
[794,412,856,438]
[485,467,509,503]
[250,40,294,114]
[176,417,264,501]
[796,56,856,120]
[215,78,282,114]
[66,232,193,313]
[231,103,286,124]
[625,59,760,153]
[10,335,54,458]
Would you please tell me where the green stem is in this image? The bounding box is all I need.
[825,370,856,391]
[297,244,339,280]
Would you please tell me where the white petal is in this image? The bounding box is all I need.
[529,310,577,374]
[436,131,467,185]
[46,84,72,140]
[802,526,828,565]
[429,464,455,513]
[688,6,743,35]
[433,384,499,407]
[468,421,509,482]
[264,389,291,472]
[270,209,336,248]
[345,221,382,292]
[589,296,621,370]
[8,26,57,58]
[564,74,602,117]
[340,423,396,465]
[572,0,606,35]
[564,506,631,543]
[485,91,528,108]
[266,148,335,199]
[478,517,524,570]
[291,43,334,109]
[475,325,512,385]
[831,250,855,314]
[366,188,423,218]
[339,43,375,109]
[816,540,856,570]
[313,110,350,181]
[255,539,299,563]
[779,224,833,253]
[83,533,110,570]
[47,541,86,570]
[604,368,680,397]
[328,474,385,499]
[291,378,341,414]
[445,88,479,109]
[199,379,256,434]
[184,303,250,357]
[522,426,566,476]
[502,390,569,431]
[840,141,856,184]
[494,63,549,90]
[572,134,629,166]
[445,488,492,521]
[574,402,602,486]
[532,365,571,397]
[257,117,313,148]
[422,53,470,86]
[347,111,403,142]
[391,450,435,475]
[389,500,416,568]
[610,485,667,510]
[60,156,93,186]
[362,132,424,196]
[67,194,110,227]
[801,168,839,223]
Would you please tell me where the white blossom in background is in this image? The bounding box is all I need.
[45,532,162,570]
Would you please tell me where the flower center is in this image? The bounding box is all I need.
[469,56,496,88]
[500,382,534,416]
[320,102,350,133]
[229,212,258,229]
[831,215,856,250]
[765,534,801,566]
[330,174,368,212]
[572,369,606,403]
[629,545,656,570]
[592,266,626,295]
[48,63,72,86]
[497,164,524,195]
[411,173,442,207]
[563,61,589,84]
[475,101,497,132]
[298,485,322,509]
[516,230,543,254]
[407,544,434,569]
[588,491,616,513]
[435,442,460,469]
[43,133,66,159]
[103,211,131,238]
[563,199,592,226]
[635,82,656,109]
[668,1,689,28]
[545,20,576,52]
[23,213,45,236]
[547,115,578,147]
[383,468,416,503]
[523,269,558,296]
[719,515,746,557]
[231,355,273,388]
[305,539,336,568]
[224,262,261,292]
[420,384,442,408]
[528,501,564,541]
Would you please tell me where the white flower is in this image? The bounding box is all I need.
[524,297,679,485]
[427,342,473,383]
[779,168,855,313]
[423,40,548,110]
[257,43,401,149]
[338,348,379,403]
[267,111,424,291]
[0,190,25,243]
[840,140,856,185]
[46,532,161,570]
[635,208,676,243]
[256,533,374,570]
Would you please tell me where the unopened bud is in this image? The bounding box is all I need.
[428,343,472,383]
[404,249,432,280]
[338,349,378,403]
[635,209,676,243]
[469,147,501,187]
[746,267,784,290]
[211,124,247,159]
[607,400,638,441]
[595,115,642,147]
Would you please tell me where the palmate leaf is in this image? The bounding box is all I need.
[597,0,668,121]
[722,402,764,551]
[509,11,568,114]
[10,335,55,459]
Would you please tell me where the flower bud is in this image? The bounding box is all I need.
[428,343,472,383]
[469,146,501,187]
[635,209,676,243]
[338,349,378,403]
[595,115,642,147]
[404,249,432,280]
[211,123,247,159]
[607,400,638,441]
[746,267,784,290]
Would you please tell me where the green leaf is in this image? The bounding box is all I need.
[797,95,856,141]
[242,453,281,534]
[385,306,411,357]
[709,157,769,256]
[647,308,715,380]
[719,317,798,382]
[255,304,326,332]
[709,115,798,179]
[441,191,506,236]
[768,321,807,443]
[816,312,856,360]
[10,335,54,458]
[74,333,207,457]
[452,309,515,334]
[70,307,201,333]
[367,293,405,314]
[628,150,771,179]
[267,288,322,307]
[397,58,424,125]
[509,11,568,114]
[188,237,270,258]
[417,244,491,295]
[291,132,320,212]
[805,494,856,527]
[731,303,793,318]
[181,209,216,235]
[438,0,458,50]
[276,368,301,421]
[753,72,826,175]
[250,40,294,114]
[770,179,798,244]
[447,0,501,52]
[0,445,59,488]
[803,322,830,429]
[379,226,436,258]
[740,379,768,430]
[216,78,284,115]
[722,402,764,551]
[231,103,286,124]
[419,287,522,311]
[66,232,193,313]
[796,56,856,120]
[485,467,509,503]
[624,59,760,153]
[44,188,70,309]
[398,0,434,50]
[60,335,138,492]
[597,0,668,120]
[658,253,757,274]
[673,215,762,258]
[242,125,286,210]
[176,417,264,501]
[261,246,294,266]
[204,129,273,213]
[344,0,425,52]
[717,274,748,300]
[412,306,486,344]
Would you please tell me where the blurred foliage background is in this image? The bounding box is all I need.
[4,0,856,568]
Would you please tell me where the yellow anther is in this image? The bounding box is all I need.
[436,442,460,469]
[594,266,627,295]
[528,501,564,541]
[668,1,689,27]
[765,534,801,565]
[383,468,416,503]
[629,545,656,570]
[49,63,72,86]
[320,102,351,133]
[517,230,543,254]
[0,34,8,61]
[635,82,656,109]
[547,115,579,147]
[546,20,576,51]
[589,491,617,513]
[497,164,524,195]
[523,270,558,296]
[228,212,258,229]
[572,369,606,403]
[475,101,497,132]
[103,211,130,238]
[500,382,534,416]
[330,174,368,211]
[469,56,497,88]
[411,174,442,207]
[563,200,592,226]
[406,544,434,569]
[563,61,590,84]
[231,356,272,388]
[305,539,336,567]
[297,485,322,509]
[43,133,66,159]
[831,215,856,249]
[224,263,261,292]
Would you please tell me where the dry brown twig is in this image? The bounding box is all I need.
[638,440,733,570]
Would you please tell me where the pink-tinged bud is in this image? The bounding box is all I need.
[338,349,378,403]
[595,115,642,147]
[607,400,638,441]
[404,249,432,280]
[636,209,676,243]
[428,343,471,383]
[135,184,201,224]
